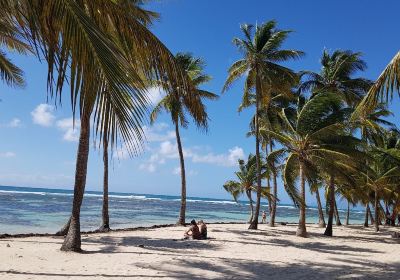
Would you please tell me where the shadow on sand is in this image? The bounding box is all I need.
[2,225,400,279]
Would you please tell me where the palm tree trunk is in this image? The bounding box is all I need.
[334,199,342,226]
[99,132,110,231]
[374,189,379,232]
[390,198,399,226]
[296,161,307,237]
[55,217,71,236]
[246,190,254,223]
[269,142,277,227]
[60,111,91,252]
[364,204,369,227]
[369,204,375,225]
[315,188,326,228]
[175,122,187,226]
[249,73,262,230]
[390,208,397,226]
[344,200,350,225]
[345,200,350,226]
[266,145,272,219]
[324,176,335,236]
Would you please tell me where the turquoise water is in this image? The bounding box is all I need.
[0,185,366,234]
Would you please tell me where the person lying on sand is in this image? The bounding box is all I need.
[198,220,207,239]
[184,219,201,240]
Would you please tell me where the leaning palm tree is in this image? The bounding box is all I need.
[151,52,217,225]
[299,49,372,107]
[223,20,303,229]
[266,93,364,237]
[4,1,197,252]
[223,154,267,223]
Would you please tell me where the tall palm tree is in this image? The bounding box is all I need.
[266,93,364,237]
[244,92,298,227]
[299,49,372,107]
[223,20,303,229]
[151,52,217,225]
[223,154,268,223]
[4,0,197,252]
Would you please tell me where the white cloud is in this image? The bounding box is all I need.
[147,87,166,106]
[0,152,16,158]
[31,104,55,127]
[8,118,21,127]
[56,117,80,142]
[191,146,244,167]
[138,139,244,173]
[113,121,244,173]
[173,166,180,175]
[172,166,198,176]
[0,118,22,128]
[139,162,156,173]
[159,141,179,158]
[142,123,175,142]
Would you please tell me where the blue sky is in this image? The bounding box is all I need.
[0,0,399,205]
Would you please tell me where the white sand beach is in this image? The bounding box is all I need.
[1,223,399,279]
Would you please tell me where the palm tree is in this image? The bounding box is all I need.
[244,92,298,227]
[299,49,372,107]
[223,20,303,229]
[223,154,267,223]
[299,49,372,235]
[3,1,197,252]
[362,151,400,232]
[352,105,397,231]
[0,14,30,87]
[363,130,400,231]
[266,93,364,237]
[151,52,217,225]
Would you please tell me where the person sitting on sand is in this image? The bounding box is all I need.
[261,211,267,224]
[184,219,201,240]
[198,220,207,239]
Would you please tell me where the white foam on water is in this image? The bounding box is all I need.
[0,190,47,196]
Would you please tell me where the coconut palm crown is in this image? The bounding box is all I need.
[299,50,372,107]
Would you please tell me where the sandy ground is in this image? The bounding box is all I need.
[1,223,399,279]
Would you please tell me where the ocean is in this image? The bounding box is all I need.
[0,185,366,234]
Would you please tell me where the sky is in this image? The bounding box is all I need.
[0,0,399,206]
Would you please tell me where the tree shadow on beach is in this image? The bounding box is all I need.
[82,235,220,254]
[142,258,400,280]
[3,258,399,279]
[2,224,400,279]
